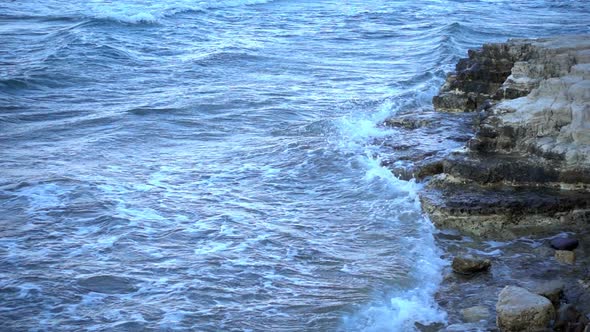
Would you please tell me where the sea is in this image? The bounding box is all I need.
[1,0,589,331]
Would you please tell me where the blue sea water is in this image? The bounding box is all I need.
[0,1,589,331]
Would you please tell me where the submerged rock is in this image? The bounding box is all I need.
[496,286,555,332]
[414,321,445,332]
[461,305,490,323]
[451,255,491,275]
[551,237,580,251]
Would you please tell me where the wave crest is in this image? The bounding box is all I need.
[87,0,275,24]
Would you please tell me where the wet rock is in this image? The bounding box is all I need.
[383,114,434,129]
[420,181,590,238]
[551,237,580,251]
[414,321,445,332]
[578,276,590,290]
[442,153,562,185]
[532,280,564,305]
[461,305,490,323]
[556,250,576,265]
[380,111,476,181]
[78,275,138,294]
[443,322,488,331]
[555,304,583,332]
[496,286,555,332]
[452,255,491,275]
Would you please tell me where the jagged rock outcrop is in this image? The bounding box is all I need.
[420,35,590,237]
[432,42,532,112]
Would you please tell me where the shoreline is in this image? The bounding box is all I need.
[390,34,590,331]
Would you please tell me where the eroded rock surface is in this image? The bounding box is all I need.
[420,35,590,237]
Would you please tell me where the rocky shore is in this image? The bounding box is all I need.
[386,35,590,331]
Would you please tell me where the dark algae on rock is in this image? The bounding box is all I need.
[387,35,590,331]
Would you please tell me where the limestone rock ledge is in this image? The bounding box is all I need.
[423,35,590,237]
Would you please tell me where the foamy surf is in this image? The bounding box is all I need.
[334,102,447,331]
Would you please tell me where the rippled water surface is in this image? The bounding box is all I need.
[1,1,589,331]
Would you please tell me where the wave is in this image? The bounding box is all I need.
[86,0,276,24]
[0,0,276,25]
[332,99,448,330]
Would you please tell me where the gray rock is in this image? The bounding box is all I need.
[452,255,491,275]
[496,286,555,332]
[461,305,490,323]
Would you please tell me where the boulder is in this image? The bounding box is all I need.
[496,286,555,331]
[551,237,580,251]
[555,250,576,265]
[451,255,491,275]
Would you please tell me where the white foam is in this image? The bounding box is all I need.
[194,241,230,255]
[362,155,421,201]
[335,100,447,330]
[342,230,447,331]
[336,100,397,147]
[159,310,186,329]
[18,183,70,216]
[17,283,42,299]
